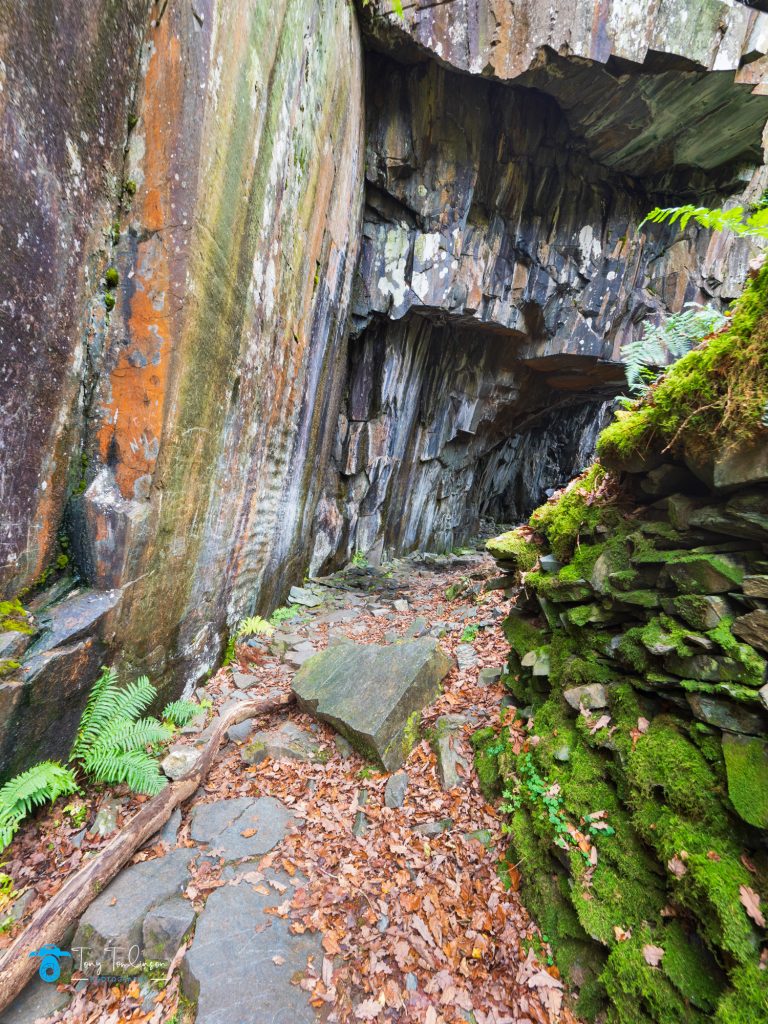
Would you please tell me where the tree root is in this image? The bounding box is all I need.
[0,691,295,1013]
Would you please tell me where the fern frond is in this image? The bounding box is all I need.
[109,676,156,722]
[162,700,202,727]
[0,761,78,853]
[70,666,119,762]
[85,748,166,795]
[70,672,157,763]
[87,718,171,760]
[236,616,275,638]
[642,204,768,239]
[621,303,727,394]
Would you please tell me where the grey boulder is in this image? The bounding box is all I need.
[291,638,453,770]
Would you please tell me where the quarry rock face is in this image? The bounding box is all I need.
[0,0,147,596]
[2,0,768,772]
[0,0,365,769]
[311,7,768,567]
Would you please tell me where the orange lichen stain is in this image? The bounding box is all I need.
[97,23,184,500]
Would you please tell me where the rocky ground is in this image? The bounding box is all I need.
[0,550,574,1024]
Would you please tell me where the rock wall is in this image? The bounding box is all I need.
[3,0,768,776]
[477,257,768,1020]
[0,0,147,596]
[0,0,364,776]
[312,34,768,567]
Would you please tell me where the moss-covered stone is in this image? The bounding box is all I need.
[722,734,768,828]
[529,465,615,562]
[485,529,539,571]
[597,261,768,468]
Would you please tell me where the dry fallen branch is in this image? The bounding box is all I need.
[0,692,294,1013]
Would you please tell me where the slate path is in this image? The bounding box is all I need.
[2,546,517,1024]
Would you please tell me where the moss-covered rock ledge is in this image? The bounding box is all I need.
[480,264,768,1022]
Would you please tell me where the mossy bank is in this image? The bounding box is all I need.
[480,262,768,1023]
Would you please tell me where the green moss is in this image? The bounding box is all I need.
[616,627,653,673]
[485,530,539,571]
[525,569,594,602]
[721,735,768,829]
[661,920,723,1012]
[632,804,756,964]
[639,614,695,657]
[470,727,503,800]
[529,464,614,562]
[715,962,768,1023]
[608,569,640,591]
[502,614,546,659]
[627,719,726,827]
[0,599,33,635]
[597,261,768,466]
[104,291,116,311]
[614,590,659,609]
[707,617,766,687]
[104,266,119,288]
[548,631,614,690]
[401,710,421,759]
[123,178,137,196]
[0,660,20,677]
[601,932,709,1024]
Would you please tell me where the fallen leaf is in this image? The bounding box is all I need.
[667,856,687,878]
[354,998,381,1020]
[322,931,342,955]
[241,828,257,838]
[272,954,286,966]
[589,714,611,735]
[643,944,664,967]
[739,885,766,927]
[613,926,631,942]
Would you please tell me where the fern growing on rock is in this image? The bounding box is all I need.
[642,203,768,238]
[0,761,77,850]
[0,667,204,852]
[621,303,727,393]
[162,699,203,727]
[69,668,171,796]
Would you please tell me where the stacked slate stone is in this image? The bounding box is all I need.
[480,454,768,1023]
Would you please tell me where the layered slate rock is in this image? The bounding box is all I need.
[0,0,365,775]
[311,15,768,568]
[182,875,322,1024]
[292,639,453,769]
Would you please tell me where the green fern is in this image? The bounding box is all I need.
[0,761,77,851]
[642,203,768,239]
[162,700,202,727]
[69,669,171,795]
[236,615,274,638]
[621,303,727,394]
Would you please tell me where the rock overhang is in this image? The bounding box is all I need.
[361,0,768,184]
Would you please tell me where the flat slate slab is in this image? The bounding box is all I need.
[0,976,70,1024]
[190,796,292,860]
[292,638,453,770]
[182,875,322,1024]
[72,848,194,965]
